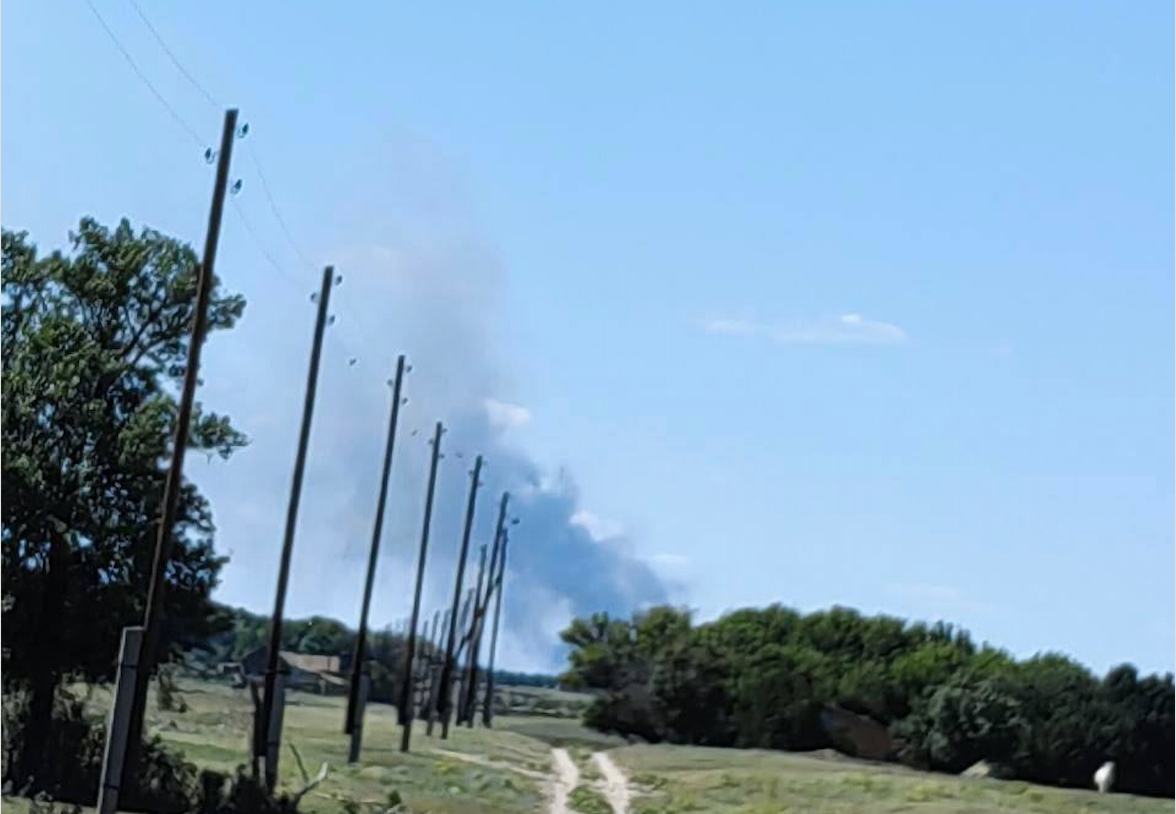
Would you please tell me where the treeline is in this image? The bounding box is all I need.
[559,605,1174,797]
[191,604,557,695]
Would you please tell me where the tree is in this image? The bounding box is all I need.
[896,675,1026,772]
[559,603,1174,797]
[1005,654,1107,788]
[729,643,826,750]
[1,219,246,787]
[651,637,733,745]
[1100,666,1174,796]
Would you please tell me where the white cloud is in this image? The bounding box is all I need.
[570,510,624,542]
[649,552,691,567]
[483,397,532,429]
[704,314,907,345]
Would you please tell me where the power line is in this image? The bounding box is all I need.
[231,197,362,367]
[95,0,373,368]
[245,140,314,272]
[128,0,221,110]
[126,0,381,356]
[124,3,317,278]
[229,197,302,290]
[82,0,208,150]
[244,138,380,351]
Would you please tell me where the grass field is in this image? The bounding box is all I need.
[610,745,1171,814]
[2,677,1168,814]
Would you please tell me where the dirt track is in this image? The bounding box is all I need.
[592,751,631,813]
[548,747,580,814]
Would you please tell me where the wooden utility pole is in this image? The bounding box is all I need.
[424,607,450,736]
[411,612,436,715]
[260,264,336,790]
[482,528,510,727]
[463,493,507,725]
[399,421,444,752]
[437,456,483,739]
[345,354,408,736]
[451,543,484,719]
[431,589,474,734]
[117,109,238,803]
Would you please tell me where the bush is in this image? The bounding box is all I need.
[0,686,305,813]
[157,665,189,713]
[193,767,303,814]
[895,676,1026,773]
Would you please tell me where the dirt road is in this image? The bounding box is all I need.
[591,751,631,814]
[549,747,580,814]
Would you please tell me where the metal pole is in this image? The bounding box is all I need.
[345,354,407,735]
[122,109,238,789]
[483,529,510,727]
[438,456,483,739]
[399,421,444,752]
[260,264,335,790]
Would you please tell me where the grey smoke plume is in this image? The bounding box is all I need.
[193,144,668,672]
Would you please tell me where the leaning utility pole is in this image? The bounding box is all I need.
[437,456,483,739]
[115,109,238,809]
[411,612,436,715]
[482,526,511,727]
[457,544,488,724]
[431,588,475,734]
[399,421,445,752]
[463,493,508,725]
[345,355,408,736]
[424,607,450,736]
[259,265,336,790]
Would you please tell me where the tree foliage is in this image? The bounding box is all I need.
[561,604,1174,797]
[1,218,246,787]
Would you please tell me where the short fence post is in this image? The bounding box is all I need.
[97,626,144,814]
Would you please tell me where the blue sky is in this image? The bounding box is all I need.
[3,1,1172,675]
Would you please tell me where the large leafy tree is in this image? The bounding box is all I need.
[1,218,246,785]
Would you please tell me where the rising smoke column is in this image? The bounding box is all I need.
[197,143,668,671]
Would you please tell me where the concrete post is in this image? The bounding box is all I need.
[97,626,144,814]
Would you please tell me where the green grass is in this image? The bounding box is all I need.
[5,678,1170,814]
[493,715,626,750]
[25,678,571,814]
[567,784,612,814]
[614,744,1172,814]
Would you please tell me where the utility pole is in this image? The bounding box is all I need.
[399,421,444,752]
[464,493,507,725]
[260,264,336,790]
[345,355,408,736]
[412,612,436,715]
[424,607,450,736]
[428,609,442,662]
[117,109,238,805]
[432,589,475,734]
[453,545,482,724]
[482,527,510,727]
[438,455,483,739]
